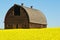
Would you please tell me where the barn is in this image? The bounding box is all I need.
[4,4,47,29]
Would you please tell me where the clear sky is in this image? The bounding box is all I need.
[0,0,60,29]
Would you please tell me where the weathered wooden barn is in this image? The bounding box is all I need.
[4,4,47,29]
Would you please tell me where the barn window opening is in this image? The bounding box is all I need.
[43,25,46,28]
[7,24,13,29]
[14,6,20,16]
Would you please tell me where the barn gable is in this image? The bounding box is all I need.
[4,4,29,29]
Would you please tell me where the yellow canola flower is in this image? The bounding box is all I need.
[0,28,60,40]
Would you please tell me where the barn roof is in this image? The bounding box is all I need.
[5,4,47,24]
[21,5,47,24]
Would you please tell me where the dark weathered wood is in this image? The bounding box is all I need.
[5,5,29,29]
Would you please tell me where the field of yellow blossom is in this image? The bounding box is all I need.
[0,28,60,40]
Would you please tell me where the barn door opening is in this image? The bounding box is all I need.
[16,24,18,28]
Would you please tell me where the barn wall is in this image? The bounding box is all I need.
[29,22,47,28]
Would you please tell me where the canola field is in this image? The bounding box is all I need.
[0,28,60,40]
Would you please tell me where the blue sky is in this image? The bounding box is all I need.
[0,0,60,29]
